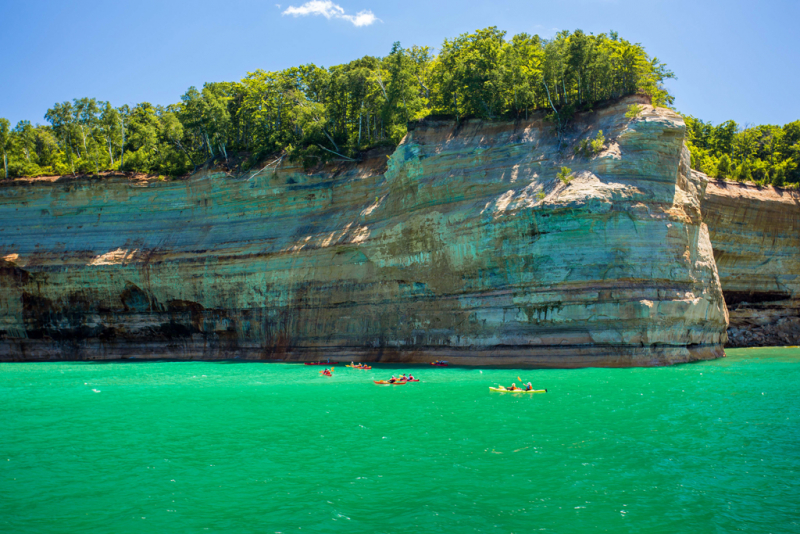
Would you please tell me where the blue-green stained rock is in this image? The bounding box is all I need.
[0,97,729,365]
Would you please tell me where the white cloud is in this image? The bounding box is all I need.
[282,1,379,27]
[341,10,378,27]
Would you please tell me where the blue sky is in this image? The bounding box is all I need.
[2,0,798,127]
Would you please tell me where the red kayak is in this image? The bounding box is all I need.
[430,361,448,367]
[305,361,338,366]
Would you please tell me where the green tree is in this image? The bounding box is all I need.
[21,27,687,178]
[45,101,78,174]
[98,102,120,167]
[73,97,101,173]
[12,121,36,162]
[0,118,10,178]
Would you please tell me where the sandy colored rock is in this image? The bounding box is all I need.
[702,178,800,346]
[0,97,728,366]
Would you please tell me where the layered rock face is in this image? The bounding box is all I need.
[0,98,729,366]
[702,179,800,346]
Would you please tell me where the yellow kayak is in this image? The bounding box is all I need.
[346,365,372,369]
[490,387,546,393]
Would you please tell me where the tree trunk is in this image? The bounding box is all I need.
[173,139,195,167]
[120,118,125,170]
[66,132,75,175]
[376,72,388,100]
[358,105,362,147]
[204,131,214,159]
[322,129,339,152]
[80,125,89,157]
[2,152,7,179]
[89,131,99,174]
[415,74,430,102]
[543,81,558,115]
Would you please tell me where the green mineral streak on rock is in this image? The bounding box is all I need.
[0,97,731,365]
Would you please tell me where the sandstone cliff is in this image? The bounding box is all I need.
[0,97,729,366]
[701,178,800,346]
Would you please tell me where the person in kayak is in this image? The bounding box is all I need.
[400,374,408,381]
[525,382,533,391]
[508,383,518,391]
[408,374,414,381]
[389,375,397,383]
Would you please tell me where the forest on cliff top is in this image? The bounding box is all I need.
[0,26,798,187]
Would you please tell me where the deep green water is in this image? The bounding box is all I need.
[1,348,799,533]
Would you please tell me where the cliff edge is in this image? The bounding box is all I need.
[0,97,729,366]
[702,178,800,346]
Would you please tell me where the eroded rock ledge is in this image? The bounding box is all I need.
[0,97,729,366]
[701,178,800,347]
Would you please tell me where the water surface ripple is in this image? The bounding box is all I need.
[1,348,799,533]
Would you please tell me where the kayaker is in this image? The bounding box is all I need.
[400,374,408,381]
[389,375,397,383]
[525,382,533,391]
[408,374,414,381]
[509,383,518,391]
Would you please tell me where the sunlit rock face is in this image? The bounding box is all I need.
[0,97,729,366]
[702,178,800,347]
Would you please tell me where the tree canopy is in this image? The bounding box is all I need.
[0,27,693,181]
[683,116,800,187]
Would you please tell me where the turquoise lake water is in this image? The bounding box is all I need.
[1,348,799,533]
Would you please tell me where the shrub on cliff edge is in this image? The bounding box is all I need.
[558,166,574,184]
